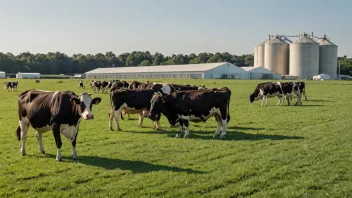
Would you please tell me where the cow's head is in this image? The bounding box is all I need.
[70,93,102,120]
[148,92,167,120]
[249,93,256,103]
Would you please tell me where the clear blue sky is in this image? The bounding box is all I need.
[0,0,350,57]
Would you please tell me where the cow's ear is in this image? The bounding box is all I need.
[71,98,80,105]
[92,97,102,105]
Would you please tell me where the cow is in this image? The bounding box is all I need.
[78,80,85,89]
[4,82,18,92]
[109,89,162,131]
[121,81,129,88]
[295,81,307,101]
[16,89,102,161]
[249,82,285,106]
[170,84,206,91]
[35,80,40,83]
[148,88,231,138]
[278,82,302,106]
[90,81,102,93]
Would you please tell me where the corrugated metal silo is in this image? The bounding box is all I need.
[289,34,319,79]
[264,36,289,75]
[257,40,266,67]
[318,36,338,79]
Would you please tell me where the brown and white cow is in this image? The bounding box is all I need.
[148,88,231,138]
[16,89,101,161]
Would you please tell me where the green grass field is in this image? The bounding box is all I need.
[1,79,352,197]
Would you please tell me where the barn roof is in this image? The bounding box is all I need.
[85,62,242,74]
[241,66,273,74]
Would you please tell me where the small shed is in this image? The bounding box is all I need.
[16,72,41,79]
[313,74,331,81]
[242,66,276,79]
[0,71,5,79]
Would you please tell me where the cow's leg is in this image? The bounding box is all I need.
[52,123,63,162]
[71,129,78,160]
[277,96,282,106]
[19,118,29,156]
[264,96,269,106]
[109,109,115,131]
[182,116,190,138]
[127,112,130,120]
[176,120,184,138]
[35,131,45,154]
[114,110,122,131]
[213,114,222,137]
[138,112,144,127]
[261,97,265,106]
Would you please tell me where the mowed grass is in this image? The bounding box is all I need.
[0,78,352,197]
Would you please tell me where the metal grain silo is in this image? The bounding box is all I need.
[318,36,338,79]
[254,40,267,67]
[264,36,289,75]
[254,46,258,67]
[289,34,319,79]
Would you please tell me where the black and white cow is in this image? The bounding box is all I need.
[148,88,231,138]
[294,81,307,101]
[90,81,102,93]
[4,82,18,92]
[109,89,162,131]
[249,82,286,106]
[16,89,101,161]
[170,84,206,91]
[278,82,302,106]
[78,80,85,89]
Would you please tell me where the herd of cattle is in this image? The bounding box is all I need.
[13,79,306,162]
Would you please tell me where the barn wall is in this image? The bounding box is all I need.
[85,72,203,79]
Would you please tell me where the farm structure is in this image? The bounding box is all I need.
[241,66,281,80]
[84,62,250,79]
[16,72,40,79]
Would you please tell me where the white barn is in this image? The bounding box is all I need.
[85,62,250,79]
[0,71,5,79]
[16,72,41,79]
[242,66,281,80]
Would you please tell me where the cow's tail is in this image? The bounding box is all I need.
[16,126,21,141]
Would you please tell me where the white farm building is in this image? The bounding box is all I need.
[16,72,41,79]
[242,66,282,80]
[0,71,5,78]
[85,62,250,79]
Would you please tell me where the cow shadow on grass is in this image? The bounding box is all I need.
[127,126,303,141]
[305,99,333,103]
[44,154,204,174]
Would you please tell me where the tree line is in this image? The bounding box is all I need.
[0,51,254,74]
[0,51,351,76]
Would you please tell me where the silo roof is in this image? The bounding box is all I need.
[258,39,268,46]
[293,36,318,44]
[267,37,287,44]
[318,38,337,46]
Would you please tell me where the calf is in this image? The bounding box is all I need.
[16,89,101,161]
[109,89,161,131]
[249,82,285,106]
[148,88,231,138]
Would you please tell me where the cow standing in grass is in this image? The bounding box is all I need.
[148,88,231,138]
[16,89,101,161]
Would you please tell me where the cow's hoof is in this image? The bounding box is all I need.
[57,158,63,162]
[220,135,226,138]
[109,127,114,131]
[213,134,219,138]
[117,128,122,131]
[40,151,45,154]
[183,135,189,138]
[21,152,26,156]
[73,158,78,161]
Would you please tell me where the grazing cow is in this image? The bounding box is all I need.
[109,89,161,131]
[78,80,85,89]
[16,90,101,161]
[249,82,285,106]
[128,81,141,89]
[35,80,40,83]
[148,88,231,138]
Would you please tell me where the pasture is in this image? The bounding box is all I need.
[0,79,352,197]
